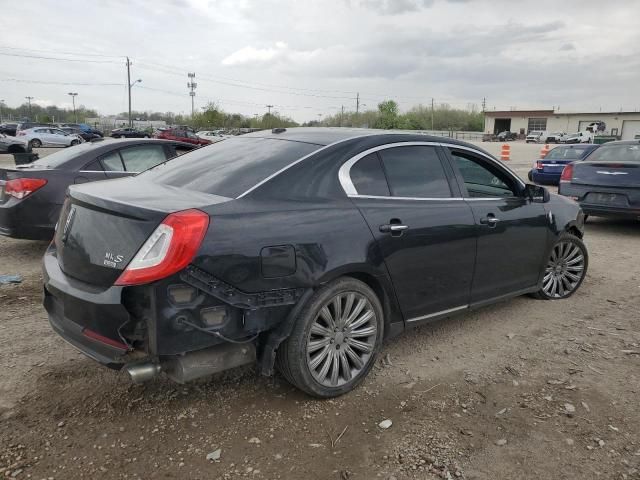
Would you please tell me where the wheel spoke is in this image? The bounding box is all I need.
[348,309,374,331]
[342,293,355,327]
[332,297,342,328]
[566,255,583,266]
[319,306,336,329]
[344,299,366,327]
[346,337,374,353]
[565,271,581,282]
[339,350,352,382]
[307,337,331,354]
[309,345,331,370]
[317,349,333,382]
[310,323,332,337]
[565,246,580,262]
[330,350,340,386]
[344,345,364,370]
[350,325,377,338]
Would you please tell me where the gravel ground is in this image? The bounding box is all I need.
[1,141,639,480]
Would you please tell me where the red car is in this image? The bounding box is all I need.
[154,128,211,146]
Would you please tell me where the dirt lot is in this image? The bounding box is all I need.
[1,143,639,480]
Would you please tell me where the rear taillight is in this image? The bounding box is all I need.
[115,209,209,286]
[535,161,544,170]
[5,178,47,199]
[560,163,574,182]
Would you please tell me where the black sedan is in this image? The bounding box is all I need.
[559,140,640,220]
[42,128,588,398]
[0,123,18,137]
[110,127,150,138]
[61,127,101,142]
[0,139,195,240]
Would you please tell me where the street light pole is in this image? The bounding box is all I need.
[0,99,4,123]
[126,58,142,128]
[68,92,78,123]
[25,96,34,119]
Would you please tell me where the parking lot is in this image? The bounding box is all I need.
[1,141,639,480]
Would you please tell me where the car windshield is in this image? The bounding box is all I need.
[587,144,640,163]
[141,137,319,197]
[546,147,590,160]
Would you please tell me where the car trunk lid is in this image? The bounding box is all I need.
[572,161,640,188]
[55,177,230,287]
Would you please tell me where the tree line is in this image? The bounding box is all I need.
[1,99,484,132]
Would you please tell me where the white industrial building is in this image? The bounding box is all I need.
[484,110,640,140]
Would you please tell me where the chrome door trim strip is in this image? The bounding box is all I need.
[351,194,465,201]
[407,305,468,323]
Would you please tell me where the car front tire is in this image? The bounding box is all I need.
[277,277,384,398]
[533,233,588,300]
[30,139,42,148]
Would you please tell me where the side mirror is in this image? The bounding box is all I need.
[524,183,550,203]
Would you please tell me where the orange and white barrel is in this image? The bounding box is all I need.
[500,144,510,161]
[540,144,551,158]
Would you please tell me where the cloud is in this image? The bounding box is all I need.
[221,42,288,66]
[348,0,434,14]
[560,42,576,51]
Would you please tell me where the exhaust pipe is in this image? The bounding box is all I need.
[125,362,162,383]
[164,343,256,384]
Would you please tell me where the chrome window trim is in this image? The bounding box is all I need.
[351,194,465,201]
[338,141,443,196]
[407,304,468,323]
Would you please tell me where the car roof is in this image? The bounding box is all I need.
[598,139,640,147]
[241,127,478,148]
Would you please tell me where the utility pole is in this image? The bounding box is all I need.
[356,93,360,114]
[341,105,344,127]
[482,97,486,132]
[25,96,34,119]
[68,92,78,123]
[431,97,435,131]
[187,73,197,118]
[266,105,274,128]
[0,99,4,122]
[126,57,132,127]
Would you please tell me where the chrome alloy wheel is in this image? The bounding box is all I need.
[542,241,585,298]
[306,292,378,387]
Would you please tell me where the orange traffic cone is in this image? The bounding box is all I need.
[540,144,550,158]
[500,143,510,161]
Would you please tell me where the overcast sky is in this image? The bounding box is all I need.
[1,0,639,122]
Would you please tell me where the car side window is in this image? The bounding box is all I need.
[119,144,167,172]
[350,153,390,196]
[378,146,451,198]
[100,151,125,171]
[83,160,104,171]
[450,150,518,198]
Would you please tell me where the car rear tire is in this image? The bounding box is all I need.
[30,139,42,148]
[277,277,384,398]
[70,140,80,146]
[528,171,533,181]
[532,233,588,300]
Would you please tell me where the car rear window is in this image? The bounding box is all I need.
[30,141,106,168]
[587,144,640,163]
[546,147,590,160]
[141,137,319,198]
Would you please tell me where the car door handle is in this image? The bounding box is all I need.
[379,224,409,233]
[479,215,500,227]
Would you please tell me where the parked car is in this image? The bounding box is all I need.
[61,127,101,142]
[0,139,196,240]
[497,131,517,141]
[563,131,593,144]
[110,127,150,139]
[18,127,84,148]
[558,140,640,220]
[528,144,599,185]
[41,128,588,398]
[526,131,546,143]
[545,132,567,143]
[155,127,212,145]
[0,123,18,137]
[0,133,28,153]
[16,122,54,135]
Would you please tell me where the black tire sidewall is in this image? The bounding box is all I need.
[30,139,41,148]
[536,233,588,300]
[279,278,384,398]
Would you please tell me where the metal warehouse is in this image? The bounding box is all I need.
[484,109,640,140]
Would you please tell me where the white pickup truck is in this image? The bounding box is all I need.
[563,131,593,144]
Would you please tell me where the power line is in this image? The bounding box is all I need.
[0,77,124,86]
[0,51,120,64]
[0,46,125,59]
